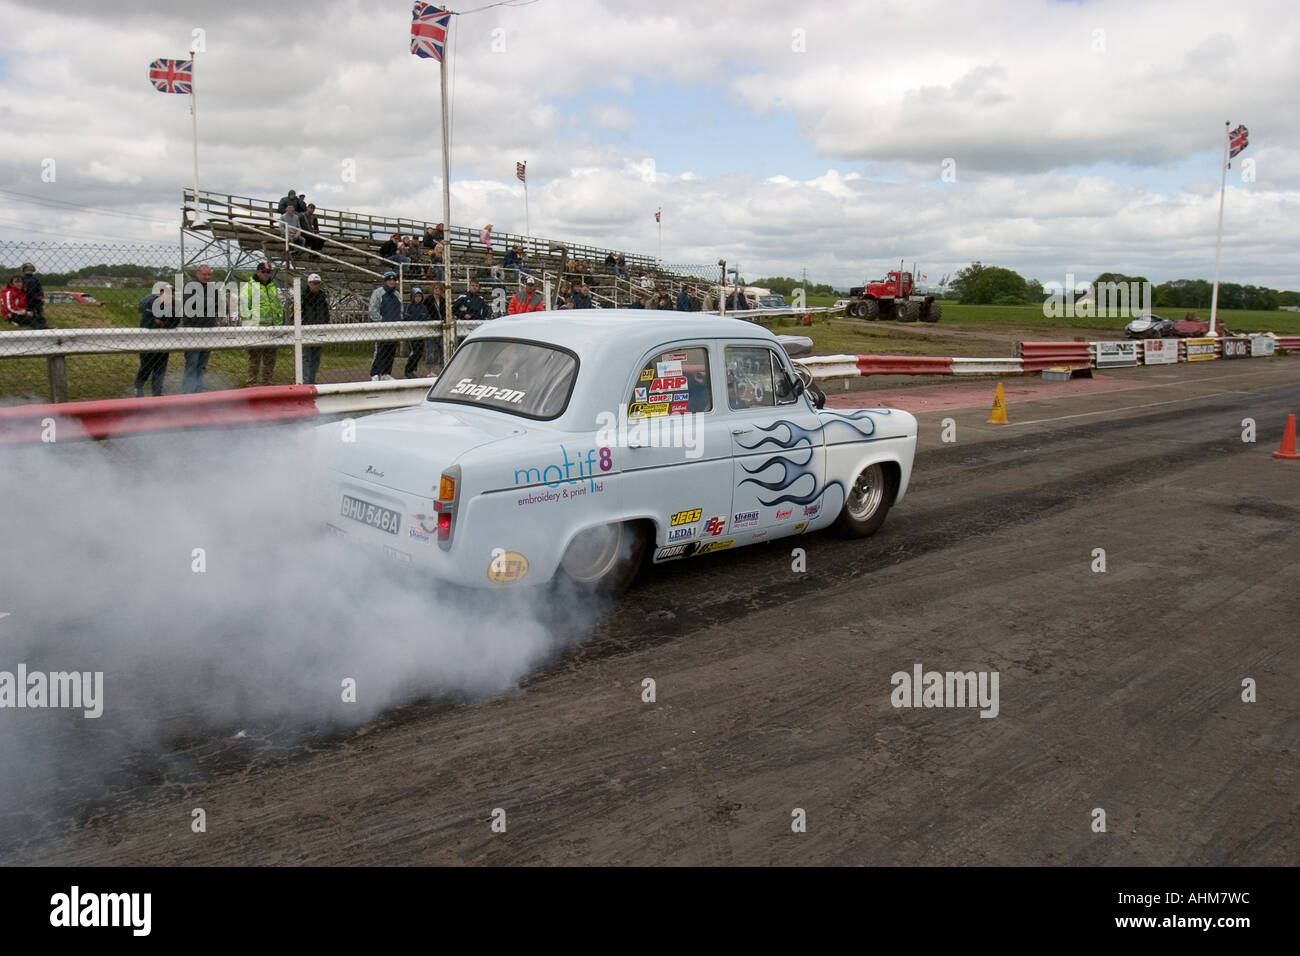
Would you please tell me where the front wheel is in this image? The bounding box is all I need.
[558,521,646,594]
[833,462,894,538]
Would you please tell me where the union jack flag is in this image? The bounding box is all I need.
[148,58,193,94]
[411,3,452,61]
[516,162,526,183]
[1228,124,1249,159]
[655,209,661,223]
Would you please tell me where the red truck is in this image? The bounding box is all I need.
[846,270,941,322]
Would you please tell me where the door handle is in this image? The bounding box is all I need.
[731,426,754,435]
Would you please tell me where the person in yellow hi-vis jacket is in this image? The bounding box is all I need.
[239,261,284,386]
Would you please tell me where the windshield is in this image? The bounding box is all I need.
[429,338,578,419]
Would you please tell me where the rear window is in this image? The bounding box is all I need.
[429,338,578,419]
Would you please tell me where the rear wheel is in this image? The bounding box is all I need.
[862,298,880,321]
[559,521,646,594]
[833,462,894,538]
[922,301,941,323]
[902,299,921,322]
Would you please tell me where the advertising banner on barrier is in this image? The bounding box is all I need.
[1094,341,1138,368]
[1185,338,1217,362]
[1221,337,1251,359]
[1251,336,1276,357]
[1141,339,1178,364]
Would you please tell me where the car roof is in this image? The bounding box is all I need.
[466,310,781,352]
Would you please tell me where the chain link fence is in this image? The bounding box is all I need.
[0,240,457,404]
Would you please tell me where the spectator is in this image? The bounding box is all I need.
[640,272,654,291]
[677,284,690,311]
[276,189,299,213]
[20,263,45,328]
[433,222,445,243]
[453,277,490,323]
[181,265,217,393]
[656,291,674,310]
[2,276,32,326]
[554,279,573,310]
[633,292,649,310]
[479,223,494,251]
[416,280,447,376]
[727,287,749,311]
[603,252,616,273]
[508,276,545,315]
[298,272,330,385]
[379,233,399,260]
[294,193,308,213]
[485,252,503,284]
[280,205,303,248]
[239,261,284,387]
[615,253,626,277]
[133,284,177,397]
[503,244,523,276]
[422,226,440,257]
[400,287,433,378]
[368,270,402,380]
[570,282,593,310]
[300,203,324,257]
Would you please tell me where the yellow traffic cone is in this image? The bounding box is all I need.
[988,382,1008,424]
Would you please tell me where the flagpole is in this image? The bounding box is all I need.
[524,173,530,238]
[189,48,201,226]
[439,32,454,370]
[657,207,661,261]
[1208,121,1230,338]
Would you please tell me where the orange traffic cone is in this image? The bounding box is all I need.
[1273,414,1300,460]
[988,382,1008,424]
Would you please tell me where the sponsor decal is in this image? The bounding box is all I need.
[1094,341,1138,368]
[656,360,683,376]
[667,526,695,542]
[487,550,529,583]
[514,445,614,494]
[449,378,526,404]
[670,508,702,526]
[655,543,692,561]
[802,503,820,517]
[673,392,690,402]
[409,526,431,543]
[1222,337,1250,358]
[1251,336,1276,356]
[640,369,654,381]
[634,387,647,402]
[703,516,727,536]
[751,530,768,540]
[650,376,687,392]
[697,539,735,554]
[792,521,807,532]
[648,393,672,403]
[365,464,385,478]
[775,507,793,520]
[1142,339,1177,365]
[670,401,689,414]
[629,401,669,418]
[382,544,411,564]
[1185,337,1216,362]
[663,352,688,362]
[732,510,760,528]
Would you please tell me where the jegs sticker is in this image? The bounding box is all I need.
[670,508,702,526]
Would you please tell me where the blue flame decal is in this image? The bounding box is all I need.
[735,410,888,507]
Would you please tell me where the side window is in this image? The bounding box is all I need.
[725,346,787,410]
[628,346,712,419]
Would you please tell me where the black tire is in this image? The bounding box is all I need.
[901,299,921,322]
[558,521,646,595]
[833,462,894,538]
[922,301,941,323]
[862,298,880,321]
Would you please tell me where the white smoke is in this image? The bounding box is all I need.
[0,423,608,847]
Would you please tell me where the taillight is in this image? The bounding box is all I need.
[434,466,460,549]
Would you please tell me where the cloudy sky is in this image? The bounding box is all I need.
[1,0,1296,289]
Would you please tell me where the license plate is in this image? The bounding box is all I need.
[340,495,401,535]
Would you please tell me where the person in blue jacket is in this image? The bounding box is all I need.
[133,284,178,397]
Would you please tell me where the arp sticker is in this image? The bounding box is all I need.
[650,377,687,392]
[697,539,735,554]
[670,508,702,526]
[487,550,529,583]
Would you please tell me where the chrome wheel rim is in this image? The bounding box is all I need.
[562,523,624,583]
[846,464,884,520]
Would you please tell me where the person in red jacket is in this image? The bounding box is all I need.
[2,276,32,326]
[507,276,545,314]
